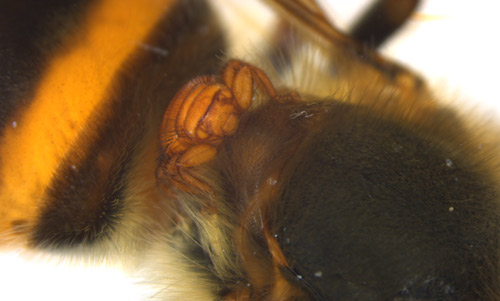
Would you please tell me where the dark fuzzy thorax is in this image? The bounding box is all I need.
[214,99,500,300]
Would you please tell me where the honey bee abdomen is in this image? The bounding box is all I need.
[275,103,500,300]
[0,0,226,248]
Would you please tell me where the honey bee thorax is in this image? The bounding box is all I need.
[214,100,500,299]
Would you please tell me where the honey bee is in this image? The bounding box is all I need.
[1,0,500,300]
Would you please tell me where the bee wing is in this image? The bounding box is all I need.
[260,0,428,102]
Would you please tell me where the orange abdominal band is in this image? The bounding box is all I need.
[0,0,173,242]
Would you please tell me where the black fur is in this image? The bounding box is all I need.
[275,102,500,300]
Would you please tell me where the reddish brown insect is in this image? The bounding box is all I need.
[157,60,296,196]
